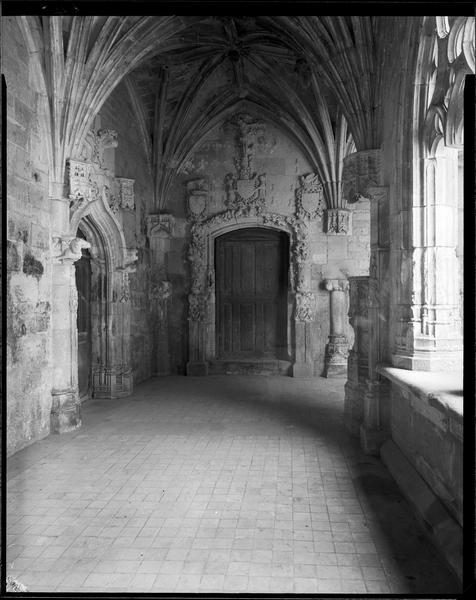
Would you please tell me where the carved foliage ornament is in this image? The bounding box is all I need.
[295,291,315,322]
[188,293,208,321]
[295,173,325,219]
[79,128,118,168]
[325,209,351,235]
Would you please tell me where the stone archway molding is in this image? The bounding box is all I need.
[186,205,316,377]
[50,129,138,433]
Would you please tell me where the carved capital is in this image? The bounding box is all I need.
[147,213,175,239]
[325,209,351,235]
[295,173,325,219]
[325,278,349,293]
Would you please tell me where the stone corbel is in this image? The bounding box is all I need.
[325,208,352,235]
[147,213,175,239]
[52,236,91,264]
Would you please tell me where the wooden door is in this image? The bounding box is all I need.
[216,228,288,359]
[75,245,92,399]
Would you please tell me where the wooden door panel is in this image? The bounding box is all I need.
[239,303,255,352]
[240,245,255,295]
[216,228,288,360]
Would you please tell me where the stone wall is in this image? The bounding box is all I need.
[162,118,370,375]
[4,19,155,455]
[5,17,54,454]
[389,382,463,526]
[99,82,154,385]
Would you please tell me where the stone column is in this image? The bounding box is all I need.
[323,279,349,377]
[50,231,91,433]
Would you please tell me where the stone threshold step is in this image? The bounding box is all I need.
[208,359,292,376]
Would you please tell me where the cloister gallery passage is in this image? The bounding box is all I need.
[3,9,472,594]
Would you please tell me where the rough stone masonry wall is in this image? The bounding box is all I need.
[163,120,371,374]
[96,82,154,385]
[5,17,54,454]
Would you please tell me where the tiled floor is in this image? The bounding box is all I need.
[7,375,459,593]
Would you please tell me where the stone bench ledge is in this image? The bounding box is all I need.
[377,365,463,424]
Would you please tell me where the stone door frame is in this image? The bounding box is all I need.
[186,209,315,376]
[70,182,137,399]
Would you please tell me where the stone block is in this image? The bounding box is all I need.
[50,389,81,434]
[186,361,208,376]
[381,438,462,583]
[292,362,314,378]
[327,235,348,259]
